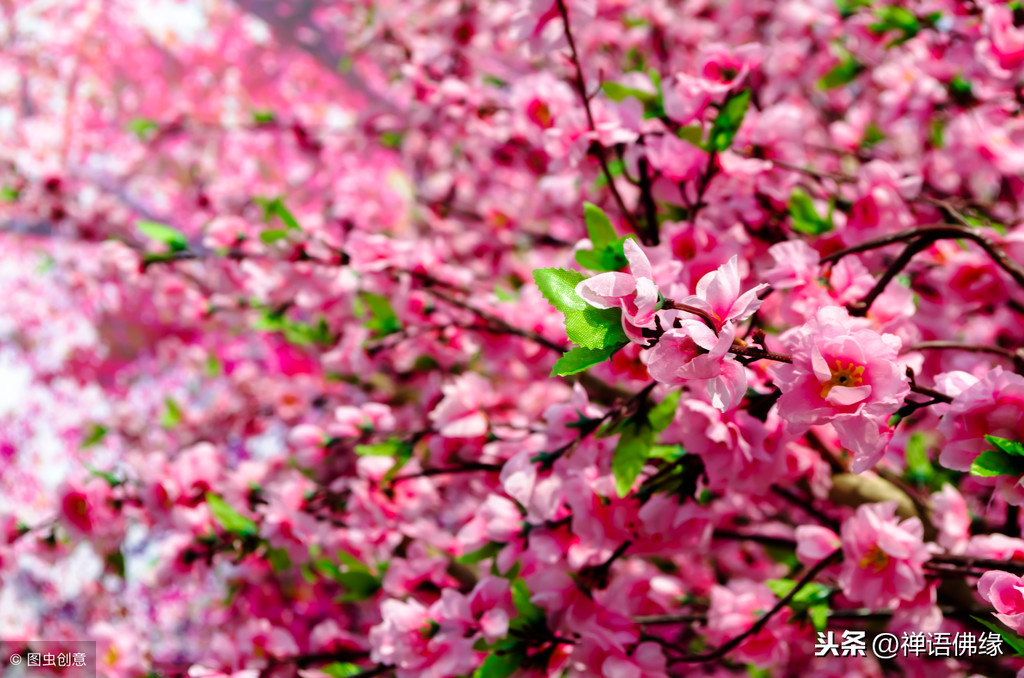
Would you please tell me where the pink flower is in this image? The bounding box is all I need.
[770,306,909,472]
[937,367,1024,472]
[795,525,841,567]
[676,255,768,332]
[706,579,791,667]
[931,485,970,553]
[978,570,1024,633]
[838,502,933,609]
[576,239,660,345]
[984,4,1024,73]
[429,373,494,438]
[644,319,746,411]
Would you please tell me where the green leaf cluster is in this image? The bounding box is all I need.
[971,435,1024,478]
[767,579,834,630]
[253,306,333,347]
[869,6,920,46]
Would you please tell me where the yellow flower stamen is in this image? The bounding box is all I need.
[820,359,866,398]
[858,545,890,573]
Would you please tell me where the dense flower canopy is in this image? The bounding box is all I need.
[2,0,1024,677]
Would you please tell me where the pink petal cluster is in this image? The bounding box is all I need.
[977,570,1024,633]
[770,306,909,471]
[706,579,791,668]
[643,255,766,411]
[838,502,934,609]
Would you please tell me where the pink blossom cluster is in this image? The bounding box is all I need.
[0,0,1022,677]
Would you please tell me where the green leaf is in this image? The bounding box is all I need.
[835,0,872,18]
[602,81,657,104]
[473,647,526,678]
[550,342,626,377]
[354,439,413,457]
[766,578,797,598]
[792,582,833,605]
[676,124,705,148]
[85,464,121,488]
[160,398,183,429]
[583,203,617,249]
[457,541,505,564]
[336,570,381,601]
[251,110,276,124]
[0,186,20,202]
[532,268,628,349]
[649,391,681,432]
[870,6,920,45]
[321,663,364,678]
[81,424,107,448]
[267,546,292,573]
[970,450,1024,478]
[137,221,188,252]
[971,616,1024,657]
[510,579,545,631]
[127,118,160,140]
[949,75,975,106]
[904,433,933,484]
[612,416,655,497]
[380,131,404,149]
[818,50,864,90]
[708,89,751,152]
[360,292,402,337]
[649,444,686,461]
[259,229,288,244]
[986,435,1024,457]
[205,493,258,537]
[789,187,833,235]
[808,604,829,630]
[258,197,301,231]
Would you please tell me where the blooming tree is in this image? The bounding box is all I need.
[1,0,1024,676]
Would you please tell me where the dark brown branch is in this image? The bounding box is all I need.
[671,549,842,663]
[554,0,646,243]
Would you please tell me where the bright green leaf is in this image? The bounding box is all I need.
[532,268,628,349]
[649,391,681,432]
[321,663,364,678]
[788,188,833,235]
[612,416,655,497]
[259,229,288,244]
[904,433,933,484]
[985,435,1024,457]
[818,51,864,90]
[971,615,1024,657]
[970,450,1024,478]
[205,493,258,537]
[709,89,751,152]
[160,398,183,429]
[361,292,402,337]
[137,221,188,252]
[82,424,107,448]
[583,202,617,249]
[336,570,381,601]
[127,118,160,140]
[457,541,505,564]
[510,579,545,631]
[473,647,526,678]
[809,604,829,630]
[550,342,626,377]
